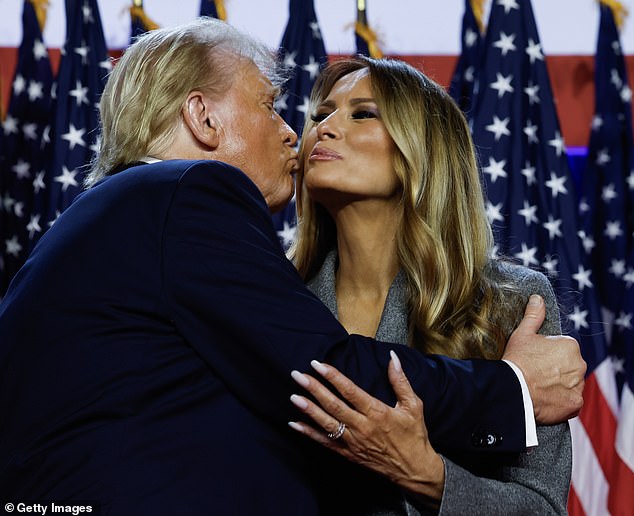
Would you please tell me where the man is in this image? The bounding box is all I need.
[0,18,584,515]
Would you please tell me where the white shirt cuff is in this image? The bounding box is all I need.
[503,359,538,448]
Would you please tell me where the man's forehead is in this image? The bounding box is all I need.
[237,60,278,97]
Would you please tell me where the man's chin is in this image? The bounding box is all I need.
[267,188,294,214]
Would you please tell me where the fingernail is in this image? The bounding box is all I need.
[288,421,304,432]
[529,294,542,306]
[311,360,328,376]
[390,350,402,372]
[291,370,310,387]
[290,394,308,410]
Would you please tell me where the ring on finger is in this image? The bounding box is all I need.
[327,421,346,440]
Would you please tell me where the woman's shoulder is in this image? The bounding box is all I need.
[486,259,562,335]
[485,259,552,294]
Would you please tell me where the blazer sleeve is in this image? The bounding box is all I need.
[160,161,528,454]
[431,267,572,515]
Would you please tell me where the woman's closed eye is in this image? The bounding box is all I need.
[310,112,330,123]
[351,110,378,120]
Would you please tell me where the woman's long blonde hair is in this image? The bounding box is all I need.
[292,57,512,359]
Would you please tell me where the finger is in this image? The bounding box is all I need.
[513,294,546,337]
[310,360,380,414]
[288,421,343,451]
[289,391,354,438]
[387,350,423,412]
[291,370,364,427]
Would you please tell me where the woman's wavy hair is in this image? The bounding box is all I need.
[292,56,515,359]
[85,17,283,187]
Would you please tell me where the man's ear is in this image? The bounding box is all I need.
[182,91,220,149]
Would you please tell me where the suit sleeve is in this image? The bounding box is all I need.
[160,162,527,454]
[424,269,572,515]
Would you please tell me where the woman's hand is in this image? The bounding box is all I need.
[288,350,445,502]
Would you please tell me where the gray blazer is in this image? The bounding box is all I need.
[307,251,572,515]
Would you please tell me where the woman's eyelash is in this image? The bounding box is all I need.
[352,110,377,119]
[310,113,328,122]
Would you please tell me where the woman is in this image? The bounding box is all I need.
[287,56,571,515]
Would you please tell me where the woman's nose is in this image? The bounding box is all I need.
[316,115,339,140]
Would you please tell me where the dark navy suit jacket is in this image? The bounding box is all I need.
[0,160,524,515]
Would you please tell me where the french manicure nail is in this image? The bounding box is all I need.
[311,360,328,376]
[390,350,402,372]
[290,394,308,410]
[291,370,310,387]
[288,421,304,432]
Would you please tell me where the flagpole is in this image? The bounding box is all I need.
[357,0,367,26]
[598,0,628,29]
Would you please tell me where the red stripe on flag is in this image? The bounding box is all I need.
[578,372,618,478]
[568,485,585,516]
[608,453,634,516]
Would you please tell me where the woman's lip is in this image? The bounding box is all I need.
[309,148,342,160]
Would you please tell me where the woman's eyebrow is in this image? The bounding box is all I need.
[349,97,376,105]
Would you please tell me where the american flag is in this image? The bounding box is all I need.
[575,3,634,515]
[0,0,53,297]
[272,0,328,250]
[610,247,634,514]
[354,1,383,59]
[448,0,483,117]
[467,1,616,512]
[35,0,110,232]
[199,0,226,19]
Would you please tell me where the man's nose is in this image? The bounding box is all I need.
[282,119,298,147]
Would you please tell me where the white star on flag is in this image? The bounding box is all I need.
[521,162,537,185]
[490,73,514,98]
[486,115,511,140]
[609,259,626,278]
[26,214,42,239]
[572,265,593,290]
[5,236,23,257]
[54,166,79,192]
[568,305,589,330]
[547,132,565,156]
[545,172,568,197]
[518,201,539,225]
[493,31,517,56]
[485,201,505,223]
[483,156,508,182]
[525,38,544,63]
[577,230,596,254]
[523,82,540,105]
[604,220,624,240]
[497,0,520,14]
[543,215,563,240]
[302,55,320,80]
[12,160,31,180]
[514,243,539,267]
[61,124,87,150]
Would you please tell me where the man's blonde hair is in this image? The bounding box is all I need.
[85,17,282,187]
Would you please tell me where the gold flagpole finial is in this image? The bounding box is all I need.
[29,0,50,33]
[469,0,485,34]
[130,1,160,32]
[598,0,629,29]
[214,0,227,21]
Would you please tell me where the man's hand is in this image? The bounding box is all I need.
[502,294,587,425]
